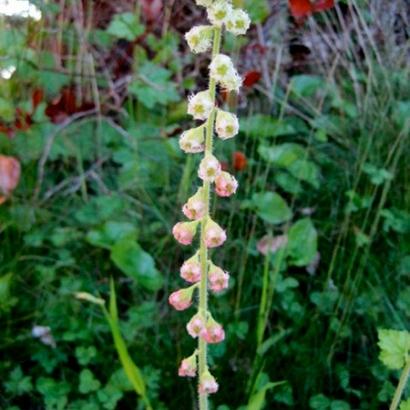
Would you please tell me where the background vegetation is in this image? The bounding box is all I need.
[0,0,409,409]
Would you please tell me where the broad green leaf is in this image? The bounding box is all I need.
[87,222,137,250]
[274,171,303,195]
[75,195,126,225]
[79,369,101,394]
[288,159,320,188]
[258,143,306,167]
[241,115,297,138]
[309,394,331,409]
[290,75,324,97]
[330,401,350,410]
[251,192,292,225]
[287,218,318,266]
[0,97,14,122]
[363,163,394,186]
[111,239,163,291]
[244,0,269,22]
[75,346,97,366]
[248,381,285,410]
[4,367,33,395]
[129,62,179,109]
[107,12,144,41]
[378,329,410,370]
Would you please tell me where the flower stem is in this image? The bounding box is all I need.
[198,26,222,410]
[389,359,410,410]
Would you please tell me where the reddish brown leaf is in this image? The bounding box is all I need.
[0,155,21,199]
[14,108,32,131]
[32,88,44,110]
[243,70,262,88]
[289,0,313,19]
[312,0,335,12]
[232,151,247,171]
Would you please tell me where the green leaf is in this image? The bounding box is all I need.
[241,115,297,138]
[4,367,33,395]
[36,378,70,410]
[274,172,303,195]
[79,369,101,394]
[244,0,269,23]
[97,383,123,410]
[250,192,292,225]
[258,143,306,167]
[248,381,285,410]
[129,62,179,109]
[107,12,145,41]
[287,218,318,267]
[0,272,17,311]
[309,394,331,409]
[363,163,394,185]
[378,329,410,370]
[290,75,325,97]
[75,195,126,225]
[0,97,14,122]
[75,346,97,366]
[111,239,164,291]
[330,401,350,410]
[87,222,138,250]
[288,159,320,188]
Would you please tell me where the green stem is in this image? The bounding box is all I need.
[198,26,222,410]
[389,359,410,410]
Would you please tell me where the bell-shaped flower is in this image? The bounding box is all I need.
[207,0,233,27]
[182,187,207,220]
[215,171,238,197]
[204,218,227,248]
[187,313,206,338]
[185,25,214,54]
[198,154,222,182]
[179,125,205,154]
[209,54,242,92]
[180,252,202,283]
[199,370,219,394]
[168,285,197,311]
[226,9,251,36]
[178,350,198,377]
[215,109,239,140]
[208,263,230,293]
[188,90,214,120]
[172,221,199,245]
[200,316,225,344]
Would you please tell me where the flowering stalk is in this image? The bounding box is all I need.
[169,1,250,408]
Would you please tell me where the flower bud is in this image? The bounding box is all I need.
[178,351,198,377]
[208,263,230,293]
[179,125,205,154]
[199,371,219,394]
[198,154,222,182]
[169,286,196,311]
[215,171,238,197]
[204,218,227,248]
[188,90,214,120]
[182,187,207,220]
[207,0,233,27]
[226,9,251,36]
[185,25,214,54]
[209,54,242,92]
[172,221,199,245]
[187,313,206,338]
[215,109,239,140]
[200,316,225,344]
[180,252,202,283]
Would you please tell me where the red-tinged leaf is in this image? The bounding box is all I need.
[221,161,229,172]
[31,88,44,111]
[0,124,14,138]
[0,155,21,198]
[14,108,32,131]
[289,0,313,19]
[141,0,163,23]
[233,151,247,171]
[243,70,262,88]
[312,0,334,12]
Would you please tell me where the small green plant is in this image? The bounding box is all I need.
[378,329,410,410]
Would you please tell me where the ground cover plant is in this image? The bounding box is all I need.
[0,0,409,409]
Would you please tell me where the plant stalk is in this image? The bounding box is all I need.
[198,26,222,410]
[389,359,410,410]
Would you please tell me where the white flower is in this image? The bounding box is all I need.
[187,90,214,120]
[226,9,251,35]
[198,154,222,182]
[196,0,213,7]
[207,0,233,27]
[185,25,214,54]
[215,109,239,139]
[179,125,206,153]
[209,54,242,92]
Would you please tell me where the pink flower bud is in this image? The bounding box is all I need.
[208,264,229,293]
[199,371,219,394]
[179,126,205,154]
[215,171,238,197]
[172,221,199,245]
[204,219,227,248]
[182,187,207,220]
[200,318,225,344]
[187,313,206,338]
[178,351,198,377]
[181,253,202,283]
[168,287,195,311]
[198,154,221,182]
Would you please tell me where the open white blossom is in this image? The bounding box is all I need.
[226,9,251,36]
[188,90,214,120]
[180,126,206,153]
[209,54,242,92]
[215,110,239,139]
[185,25,214,54]
[207,0,233,27]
